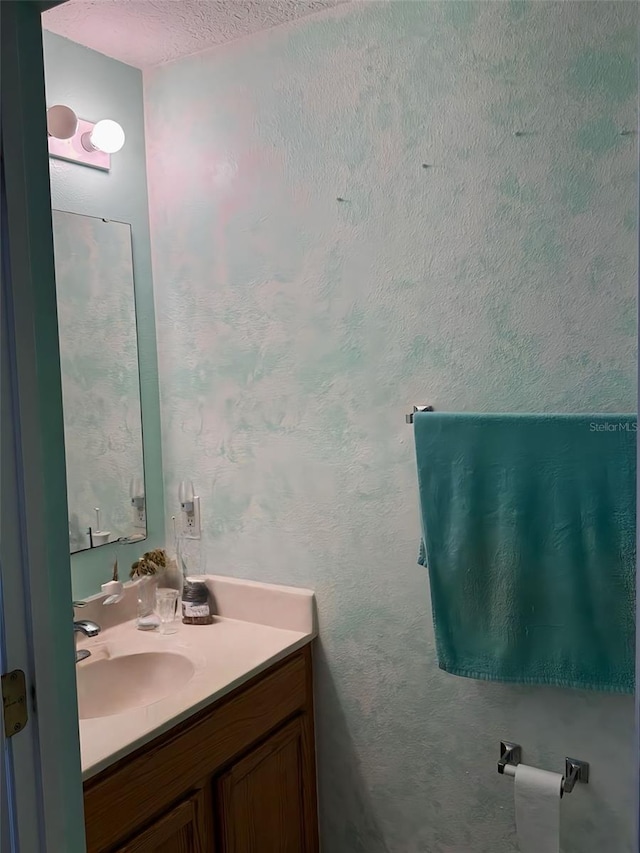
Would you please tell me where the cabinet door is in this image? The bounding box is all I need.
[217,716,317,853]
[116,790,210,853]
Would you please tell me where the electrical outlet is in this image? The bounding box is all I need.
[183,495,201,539]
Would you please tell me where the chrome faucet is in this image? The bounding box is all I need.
[73,605,101,663]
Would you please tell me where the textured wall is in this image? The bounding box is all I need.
[144,3,638,851]
[44,32,164,597]
[52,212,144,551]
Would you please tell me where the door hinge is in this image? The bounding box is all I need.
[2,669,28,737]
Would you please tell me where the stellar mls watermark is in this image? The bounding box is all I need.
[589,421,637,432]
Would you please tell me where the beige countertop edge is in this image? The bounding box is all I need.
[81,629,315,781]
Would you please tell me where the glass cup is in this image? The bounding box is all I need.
[136,576,159,630]
[155,588,180,635]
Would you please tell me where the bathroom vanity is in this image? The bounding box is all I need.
[76,576,318,853]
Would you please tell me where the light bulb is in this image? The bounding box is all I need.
[178,480,195,511]
[84,119,125,154]
[46,104,78,139]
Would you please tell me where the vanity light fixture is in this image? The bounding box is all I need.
[46,104,125,172]
[178,480,201,540]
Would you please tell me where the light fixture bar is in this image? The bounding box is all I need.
[48,117,111,171]
[46,112,125,172]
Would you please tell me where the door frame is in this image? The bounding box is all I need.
[636,15,640,850]
[1,1,85,850]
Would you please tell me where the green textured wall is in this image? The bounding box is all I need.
[145,2,637,851]
[43,32,164,598]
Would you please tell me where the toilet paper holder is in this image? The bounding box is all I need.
[498,741,589,797]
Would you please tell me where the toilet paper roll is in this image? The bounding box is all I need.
[515,764,563,853]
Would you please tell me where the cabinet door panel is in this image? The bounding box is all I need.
[116,790,209,853]
[217,717,314,853]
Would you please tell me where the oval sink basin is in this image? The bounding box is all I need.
[77,652,195,719]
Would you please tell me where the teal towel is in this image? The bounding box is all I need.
[414,412,636,693]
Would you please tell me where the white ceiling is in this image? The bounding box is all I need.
[42,0,340,69]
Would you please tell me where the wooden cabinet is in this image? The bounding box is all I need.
[84,647,318,853]
[217,717,316,853]
[115,792,208,853]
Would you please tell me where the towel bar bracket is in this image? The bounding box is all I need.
[405,405,434,424]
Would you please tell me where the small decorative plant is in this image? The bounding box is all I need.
[130,548,168,579]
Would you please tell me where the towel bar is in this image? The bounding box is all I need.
[497,741,589,797]
[405,405,434,424]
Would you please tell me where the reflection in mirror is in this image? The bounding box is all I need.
[52,211,146,553]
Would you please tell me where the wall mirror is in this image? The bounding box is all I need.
[52,210,146,553]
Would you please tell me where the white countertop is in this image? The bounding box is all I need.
[77,575,316,780]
